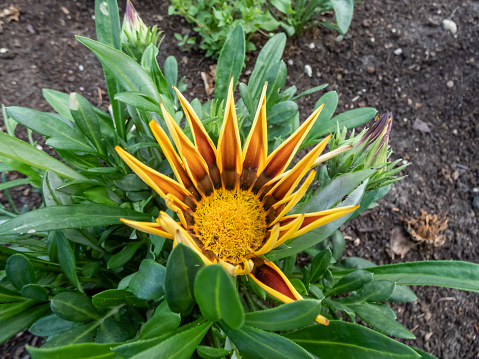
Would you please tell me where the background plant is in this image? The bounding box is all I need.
[168,0,356,57]
[0,1,477,358]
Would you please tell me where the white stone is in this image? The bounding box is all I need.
[447,80,454,88]
[309,42,315,49]
[394,48,403,55]
[304,64,313,77]
[287,59,293,66]
[442,19,457,34]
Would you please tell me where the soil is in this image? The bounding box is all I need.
[1,0,478,358]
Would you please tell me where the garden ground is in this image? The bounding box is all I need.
[0,0,478,357]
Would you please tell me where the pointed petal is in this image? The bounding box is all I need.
[254,224,279,256]
[115,146,194,205]
[253,104,324,192]
[217,78,242,189]
[262,136,330,208]
[249,260,302,303]
[165,194,190,228]
[160,103,214,196]
[311,144,353,167]
[174,230,214,265]
[120,218,173,239]
[240,83,268,190]
[269,171,316,226]
[280,205,359,239]
[274,215,304,248]
[149,120,201,199]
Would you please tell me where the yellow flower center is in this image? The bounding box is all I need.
[194,189,266,263]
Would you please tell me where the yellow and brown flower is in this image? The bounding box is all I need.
[116,80,358,325]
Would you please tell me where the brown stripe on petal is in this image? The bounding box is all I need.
[252,261,297,301]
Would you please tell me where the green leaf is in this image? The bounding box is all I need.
[141,44,170,97]
[285,321,420,358]
[194,265,244,329]
[267,101,298,125]
[129,259,166,301]
[50,292,102,322]
[6,254,35,290]
[29,314,73,337]
[43,171,73,207]
[325,270,373,297]
[164,56,178,101]
[245,299,322,331]
[7,106,96,153]
[302,91,338,146]
[331,0,354,34]
[115,91,163,113]
[221,324,313,359]
[0,286,25,303]
[56,231,83,293]
[76,36,160,101]
[20,284,48,302]
[338,280,396,303]
[214,24,245,104]
[197,345,232,358]
[42,322,100,348]
[270,0,295,14]
[165,243,205,314]
[334,261,479,293]
[140,301,181,339]
[92,289,129,309]
[388,285,418,303]
[0,300,36,321]
[123,321,212,359]
[265,61,287,109]
[0,178,31,191]
[95,317,128,344]
[248,33,286,100]
[412,347,439,359]
[0,204,151,236]
[291,84,328,101]
[28,342,119,359]
[307,249,332,285]
[239,83,254,116]
[69,93,105,155]
[107,241,143,269]
[331,230,345,260]
[113,174,150,191]
[0,131,85,180]
[0,304,50,344]
[95,0,121,50]
[348,303,415,339]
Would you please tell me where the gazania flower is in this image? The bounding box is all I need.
[116,80,358,325]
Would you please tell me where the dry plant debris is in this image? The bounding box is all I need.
[0,5,20,31]
[401,209,448,247]
[200,65,216,96]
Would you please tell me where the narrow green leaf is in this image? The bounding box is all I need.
[6,254,35,290]
[331,230,345,260]
[95,0,121,50]
[0,300,36,321]
[56,231,84,293]
[28,342,119,359]
[128,259,166,301]
[0,286,25,303]
[141,44,170,97]
[214,24,245,104]
[245,299,322,331]
[140,301,181,339]
[0,204,151,237]
[115,92,162,113]
[42,322,100,348]
[0,178,31,191]
[0,304,50,344]
[197,345,232,358]
[0,132,85,180]
[165,243,205,314]
[164,56,178,101]
[221,324,313,359]
[412,347,439,359]
[265,61,287,109]
[107,241,143,269]
[194,265,245,329]
[338,280,396,304]
[92,289,129,309]
[29,314,73,337]
[285,321,420,358]
[50,292,102,322]
[291,83,328,101]
[325,270,373,297]
[308,249,332,285]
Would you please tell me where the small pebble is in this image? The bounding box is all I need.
[316,72,321,78]
[367,66,375,73]
[447,80,454,88]
[304,64,312,77]
[36,144,43,151]
[452,129,458,135]
[0,48,8,53]
[287,59,293,66]
[309,42,315,49]
[79,87,84,91]
[442,19,457,34]
[353,238,360,246]
[78,64,84,71]
[394,48,403,55]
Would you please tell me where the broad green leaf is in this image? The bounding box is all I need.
[107,241,143,269]
[325,270,373,297]
[113,174,150,191]
[339,257,377,269]
[0,204,151,237]
[29,314,73,337]
[20,284,48,302]
[95,317,128,344]
[129,259,166,301]
[56,231,83,293]
[164,56,178,102]
[270,0,295,14]
[349,184,391,220]
[331,230,345,260]
[165,243,205,314]
[348,303,415,339]
[42,171,72,207]
[28,342,119,359]
[142,44,170,97]
[42,322,100,348]
[76,36,160,101]
[127,321,212,359]
[140,301,181,339]
[388,285,418,303]
[307,249,332,285]
[285,321,420,358]
[7,107,95,153]
[92,289,129,309]
[302,91,338,147]
[245,299,322,331]
[0,304,50,344]
[214,24,245,104]
[331,0,354,34]
[51,292,101,322]
[6,254,35,290]
[115,92,162,113]
[334,261,479,293]
[69,93,105,155]
[412,347,439,359]
[248,33,286,100]
[95,0,121,50]
[267,101,298,125]
[338,280,396,304]
[221,324,313,359]
[0,131,85,180]
[194,265,244,329]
